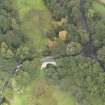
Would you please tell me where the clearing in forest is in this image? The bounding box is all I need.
[14,0,52,51]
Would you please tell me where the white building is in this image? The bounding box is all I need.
[41,56,57,70]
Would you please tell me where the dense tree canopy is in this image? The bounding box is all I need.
[0,0,26,48]
[43,0,105,105]
[0,0,105,105]
[45,56,105,105]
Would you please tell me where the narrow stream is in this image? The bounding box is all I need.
[0,60,23,105]
[80,0,105,71]
[80,0,89,32]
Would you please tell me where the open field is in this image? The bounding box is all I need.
[12,70,75,105]
[14,0,52,51]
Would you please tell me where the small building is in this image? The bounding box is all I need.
[59,31,68,41]
[41,56,57,70]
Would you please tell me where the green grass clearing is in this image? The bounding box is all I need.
[12,78,75,105]
[93,1,105,15]
[14,0,52,51]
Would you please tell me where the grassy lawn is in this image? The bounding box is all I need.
[12,77,75,105]
[14,0,47,17]
[11,63,75,105]
[93,1,105,15]
[14,0,52,51]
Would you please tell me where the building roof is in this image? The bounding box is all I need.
[41,56,57,70]
[41,61,57,70]
[41,56,55,62]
